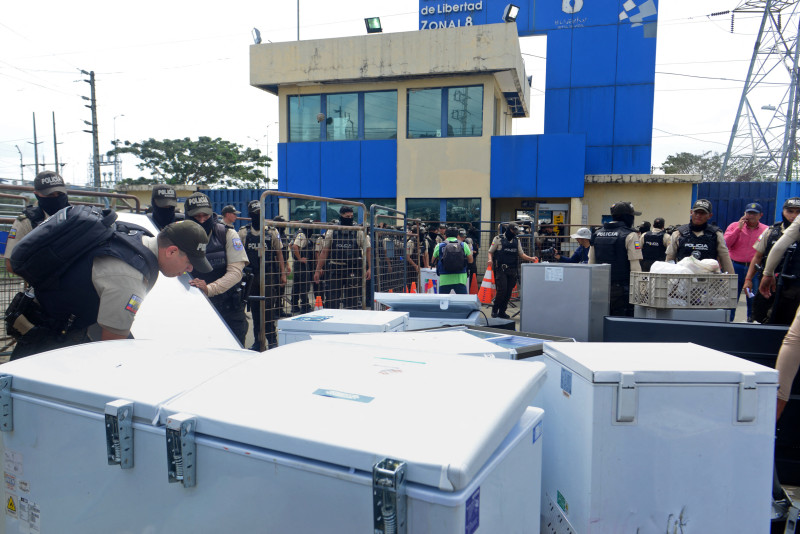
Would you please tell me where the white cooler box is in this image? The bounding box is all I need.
[0,338,546,533]
[535,342,777,533]
[374,292,485,330]
[310,330,516,359]
[277,309,409,345]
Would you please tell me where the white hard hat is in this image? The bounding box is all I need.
[570,227,592,240]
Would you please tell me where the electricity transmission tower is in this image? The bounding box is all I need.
[720,0,800,181]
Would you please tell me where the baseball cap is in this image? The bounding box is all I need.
[151,185,177,208]
[571,227,592,240]
[610,201,641,216]
[247,199,261,214]
[745,202,763,213]
[692,199,713,213]
[184,192,213,217]
[784,197,800,209]
[160,220,213,273]
[339,205,354,215]
[33,171,67,196]
[221,205,240,216]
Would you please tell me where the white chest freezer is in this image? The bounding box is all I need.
[374,292,485,330]
[309,330,516,359]
[535,342,778,533]
[0,338,546,534]
[277,308,409,345]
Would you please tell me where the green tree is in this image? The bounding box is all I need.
[108,137,270,188]
[660,151,722,179]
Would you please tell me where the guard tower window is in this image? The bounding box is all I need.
[407,85,484,139]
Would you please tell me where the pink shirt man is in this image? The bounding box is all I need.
[723,202,768,263]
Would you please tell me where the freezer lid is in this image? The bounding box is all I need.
[0,340,257,422]
[277,309,408,333]
[160,339,547,492]
[308,331,515,358]
[374,292,481,317]
[543,342,778,384]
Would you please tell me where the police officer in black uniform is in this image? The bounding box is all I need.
[487,223,538,318]
[666,199,735,274]
[185,192,251,345]
[589,201,644,317]
[640,217,668,272]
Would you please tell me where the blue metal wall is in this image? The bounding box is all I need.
[199,189,278,231]
[278,140,397,198]
[696,182,778,230]
[490,133,585,197]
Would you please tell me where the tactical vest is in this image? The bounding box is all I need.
[764,223,800,279]
[675,224,720,261]
[591,222,634,284]
[641,231,667,262]
[298,232,314,260]
[242,225,274,273]
[496,235,519,267]
[35,229,159,331]
[20,205,46,229]
[196,222,230,284]
[331,228,360,263]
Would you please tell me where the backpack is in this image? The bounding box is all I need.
[9,205,152,290]
[439,241,466,274]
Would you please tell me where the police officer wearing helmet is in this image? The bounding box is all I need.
[291,218,315,314]
[640,217,668,272]
[747,197,800,324]
[314,205,372,310]
[4,171,70,274]
[239,200,286,350]
[185,192,251,345]
[589,201,644,317]
[148,185,184,230]
[488,223,538,318]
[10,219,211,360]
[666,199,735,274]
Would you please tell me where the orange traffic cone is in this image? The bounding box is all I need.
[314,296,323,311]
[388,288,394,293]
[410,281,417,293]
[511,284,519,300]
[404,285,409,293]
[478,264,496,304]
[469,274,478,295]
[425,279,434,294]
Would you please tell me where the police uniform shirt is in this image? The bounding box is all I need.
[407,236,425,258]
[488,235,524,258]
[322,229,371,264]
[666,227,735,274]
[3,216,35,260]
[206,227,249,297]
[764,219,800,276]
[588,232,644,264]
[91,235,159,337]
[291,231,308,251]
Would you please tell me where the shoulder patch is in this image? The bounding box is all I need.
[125,294,143,314]
[232,237,244,251]
[8,228,16,240]
[634,240,641,250]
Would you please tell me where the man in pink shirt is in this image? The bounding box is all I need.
[724,202,769,321]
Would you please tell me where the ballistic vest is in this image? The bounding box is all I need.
[764,223,800,279]
[196,222,229,284]
[496,235,519,267]
[641,231,667,262]
[591,221,634,284]
[242,225,274,273]
[675,224,720,262]
[331,228,360,263]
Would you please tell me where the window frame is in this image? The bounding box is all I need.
[287,90,398,142]
[406,84,485,139]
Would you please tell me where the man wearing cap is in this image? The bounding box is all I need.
[748,198,800,324]
[290,218,315,314]
[313,206,371,310]
[148,184,183,230]
[488,223,538,318]
[10,220,211,359]
[4,171,70,274]
[221,205,240,230]
[555,228,591,264]
[184,192,250,345]
[724,202,769,321]
[639,217,669,272]
[589,201,644,317]
[239,200,286,350]
[666,199,735,275]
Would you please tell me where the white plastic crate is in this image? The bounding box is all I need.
[629,271,738,309]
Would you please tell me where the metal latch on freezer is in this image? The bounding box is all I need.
[0,375,12,432]
[166,413,197,488]
[373,458,407,534]
[616,372,637,423]
[105,400,134,469]
[737,372,758,423]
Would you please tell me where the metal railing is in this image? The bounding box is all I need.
[0,184,142,213]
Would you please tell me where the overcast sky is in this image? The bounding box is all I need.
[0,0,776,185]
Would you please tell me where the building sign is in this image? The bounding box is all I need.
[420,1,483,29]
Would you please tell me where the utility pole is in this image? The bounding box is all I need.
[81,70,101,188]
[14,145,23,184]
[28,113,42,175]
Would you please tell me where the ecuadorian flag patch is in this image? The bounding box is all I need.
[125,295,143,314]
[9,228,16,240]
[634,240,641,250]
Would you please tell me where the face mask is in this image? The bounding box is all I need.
[152,206,175,228]
[340,216,354,226]
[783,215,792,229]
[689,219,708,232]
[249,212,261,230]
[38,194,68,216]
[198,217,215,234]
[505,229,516,241]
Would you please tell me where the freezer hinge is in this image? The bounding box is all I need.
[737,372,758,423]
[0,375,12,432]
[166,413,197,488]
[616,372,637,423]
[373,458,407,534]
[105,400,134,469]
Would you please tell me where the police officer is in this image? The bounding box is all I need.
[239,200,286,350]
[148,185,184,230]
[746,198,800,324]
[406,225,426,291]
[10,219,211,359]
[291,218,315,314]
[185,192,251,345]
[488,223,538,318]
[459,228,478,287]
[536,224,560,261]
[589,201,644,317]
[640,217,668,272]
[313,206,371,309]
[4,171,70,274]
[221,205,240,229]
[666,199,735,274]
